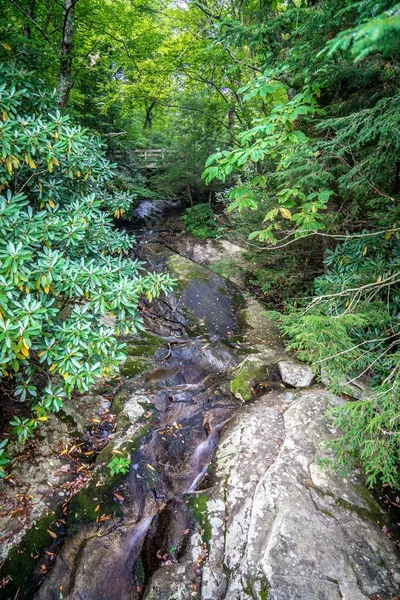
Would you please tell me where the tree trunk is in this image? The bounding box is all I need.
[228,108,235,130]
[57,0,78,108]
[144,101,156,129]
[187,185,193,207]
[23,0,36,38]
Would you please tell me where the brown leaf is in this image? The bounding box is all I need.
[114,493,125,502]
[47,529,57,539]
[94,504,100,512]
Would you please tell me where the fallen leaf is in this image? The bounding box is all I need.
[114,493,125,502]
[147,463,156,471]
[94,504,100,512]
[47,530,57,539]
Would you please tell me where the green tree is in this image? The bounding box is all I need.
[0,61,172,467]
[203,0,400,486]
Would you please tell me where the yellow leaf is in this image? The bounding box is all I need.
[21,345,29,358]
[22,338,29,351]
[48,199,55,209]
[5,158,12,175]
[362,246,368,256]
[28,157,36,169]
[147,464,156,472]
[38,351,45,357]
[1,42,11,51]
[49,363,57,372]
[44,285,50,294]
[279,207,292,220]
[94,504,100,512]
[112,449,123,455]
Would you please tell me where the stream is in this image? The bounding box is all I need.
[34,201,248,600]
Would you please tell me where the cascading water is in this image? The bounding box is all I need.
[32,222,247,600]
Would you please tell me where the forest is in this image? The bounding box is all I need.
[0,0,400,598]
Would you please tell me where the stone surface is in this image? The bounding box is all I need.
[278,359,315,388]
[168,236,247,287]
[3,239,399,600]
[163,387,400,600]
[0,386,114,566]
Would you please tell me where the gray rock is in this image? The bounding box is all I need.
[187,388,399,600]
[279,359,315,387]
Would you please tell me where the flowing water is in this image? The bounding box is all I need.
[34,201,247,600]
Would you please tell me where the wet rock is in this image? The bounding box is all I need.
[278,359,315,388]
[166,253,246,340]
[193,387,400,600]
[139,244,246,340]
[130,199,179,228]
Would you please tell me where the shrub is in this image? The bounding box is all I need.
[181,203,222,239]
[0,63,173,461]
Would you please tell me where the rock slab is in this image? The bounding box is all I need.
[146,387,400,600]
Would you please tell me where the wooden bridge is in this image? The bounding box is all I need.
[134,148,167,169]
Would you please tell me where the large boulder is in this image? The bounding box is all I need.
[139,243,246,340]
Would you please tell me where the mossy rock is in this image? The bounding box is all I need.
[230,357,271,402]
[120,356,152,378]
[1,507,64,600]
[186,493,212,550]
[120,332,168,378]
[123,332,166,358]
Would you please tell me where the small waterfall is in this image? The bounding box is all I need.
[126,515,153,554]
[186,428,219,493]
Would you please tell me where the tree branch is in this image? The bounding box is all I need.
[8,0,58,51]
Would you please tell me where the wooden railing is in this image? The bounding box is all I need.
[134,148,166,168]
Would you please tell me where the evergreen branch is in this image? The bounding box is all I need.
[308,272,400,303]
[314,333,400,365]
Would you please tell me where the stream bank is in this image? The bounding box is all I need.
[1,202,399,600]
